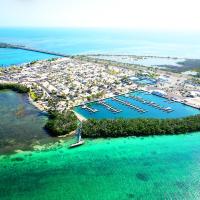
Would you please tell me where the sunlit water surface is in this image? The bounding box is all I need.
[0,90,200,199]
[1,28,200,66]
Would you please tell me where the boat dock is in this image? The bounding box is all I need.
[98,100,122,113]
[129,95,173,113]
[70,122,84,148]
[81,105,98,113]
[112,97,147,113]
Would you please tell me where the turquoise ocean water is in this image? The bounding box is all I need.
[1,29,200,199]
[1,28,200,66]
[1,132,200,200]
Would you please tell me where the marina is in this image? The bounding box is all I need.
[74,90,200,120]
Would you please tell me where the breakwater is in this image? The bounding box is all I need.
[0,42,69,57]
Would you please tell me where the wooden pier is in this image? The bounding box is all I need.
[81,105,98,113]
[129,95,173,113]
[98,100,122,113]
[112,97,147,113]
[0,42,69,57]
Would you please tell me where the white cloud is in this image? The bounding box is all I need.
[1,0,200,31]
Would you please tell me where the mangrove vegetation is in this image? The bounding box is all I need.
[45,110,77,136]
[0,83,29,93]
[82,115,200,138]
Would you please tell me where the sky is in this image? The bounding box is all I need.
[1,0,200,31]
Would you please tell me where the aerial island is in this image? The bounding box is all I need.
[0,55,200,138]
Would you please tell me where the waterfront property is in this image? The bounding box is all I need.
[74,90,200,119]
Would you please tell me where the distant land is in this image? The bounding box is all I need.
[0,42,69,57]
[1,42,200,73]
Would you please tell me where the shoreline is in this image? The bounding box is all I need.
[0,81,48,113]
[73,110,87,121]
[27,93,47,113]
[82,116,200,138]
[1,54,200,68]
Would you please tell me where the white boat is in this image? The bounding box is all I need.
[70,140,85,148]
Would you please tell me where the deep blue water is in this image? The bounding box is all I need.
[1,28,200,66]
[74,91,200,119]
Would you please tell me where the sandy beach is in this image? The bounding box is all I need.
[28,94,47,112]
[73,110,87,121]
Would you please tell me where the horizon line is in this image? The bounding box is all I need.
[0,26,200,34]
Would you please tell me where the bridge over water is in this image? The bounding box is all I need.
[0,42,69,57]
